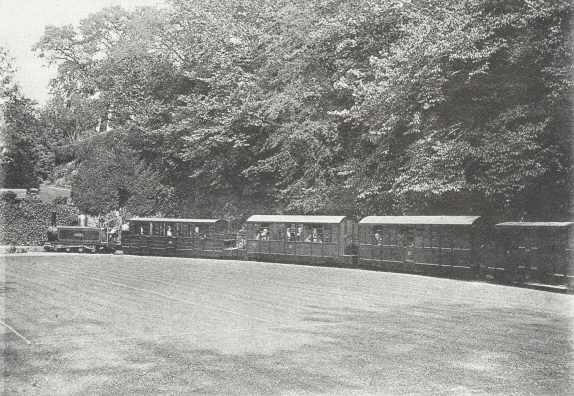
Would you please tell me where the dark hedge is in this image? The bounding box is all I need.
[0,198,80,245]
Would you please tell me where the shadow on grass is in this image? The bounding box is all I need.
[93,304,574,394]
[4,303,573,395]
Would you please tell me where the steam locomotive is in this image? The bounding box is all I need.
[43,212,120,253]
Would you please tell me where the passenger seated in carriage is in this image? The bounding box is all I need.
[373,231,382,245]
[193,226,206,239]
[166,226,173,237]
[305,228,322,243]
[256,228,270,240]
[296,225,303,241]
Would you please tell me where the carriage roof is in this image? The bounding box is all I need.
[359,216,481,226]
[246,215,347,224]
[129,217,225,224]
[496,222,573,228]
[57,226,105,231]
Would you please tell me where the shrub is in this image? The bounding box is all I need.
[0,197,80,245]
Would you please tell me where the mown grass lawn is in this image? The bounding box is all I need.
[2,254,573,395]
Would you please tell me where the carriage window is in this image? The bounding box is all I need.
[179,224,187,237]
[295,224,304,241]
[399,227,415,247]
[372,226,383,245]
[323,225,333,243]
[304,224,323,243]
[389,228,399,246]
[269,224,282,240]
[134,223,150,235]
[414,227,424,248]
[152,223,163,236]
[192,224,209,238]
[379,226,387,245]
[256,224,271,240]
[166,224,174,237]
[286,224,302,241]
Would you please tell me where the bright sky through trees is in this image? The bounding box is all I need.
[0,0,166,104]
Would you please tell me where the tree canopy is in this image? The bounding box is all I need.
[1,46,54,189]
[32,0,573,220]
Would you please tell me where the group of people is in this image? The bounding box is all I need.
[136,224,206,239]
[256,226,323,243]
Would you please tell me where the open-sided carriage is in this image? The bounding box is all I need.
[245,215,357,266]
[122,217,242,258]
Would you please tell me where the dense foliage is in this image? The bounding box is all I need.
[0,197,79,245]
[32,0,573,221]
[1,47,55,189]
[70,130,173,216]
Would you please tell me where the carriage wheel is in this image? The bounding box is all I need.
[78,247,84,253]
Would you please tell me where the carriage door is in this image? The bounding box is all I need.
[400,226,415,265]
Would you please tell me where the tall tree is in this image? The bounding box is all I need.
[71,129,173,216]
[1,47,54,188]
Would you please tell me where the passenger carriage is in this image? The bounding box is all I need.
[493,222,573,290]
[358,216,486,278]
[122,217,239,258]
[245,215,357,266]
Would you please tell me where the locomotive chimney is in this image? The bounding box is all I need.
[47,211,58,242]
[78,214,87,227]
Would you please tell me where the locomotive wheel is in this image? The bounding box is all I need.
[65,247,72,253]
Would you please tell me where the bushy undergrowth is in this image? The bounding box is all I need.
[0,197,79,245]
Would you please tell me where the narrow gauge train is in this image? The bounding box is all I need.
[49,214,573,291]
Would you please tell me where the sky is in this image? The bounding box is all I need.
[0,0,167,105]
